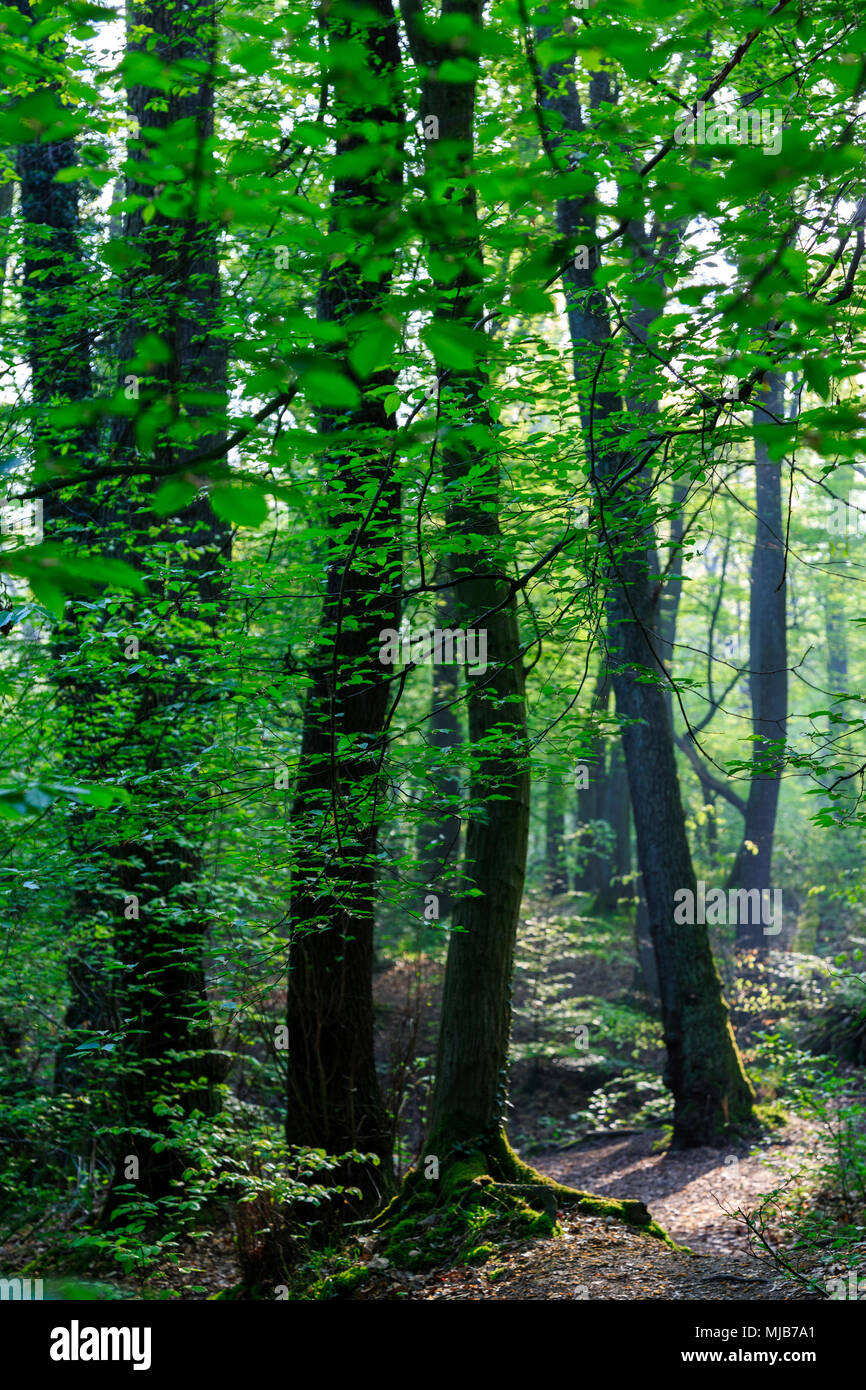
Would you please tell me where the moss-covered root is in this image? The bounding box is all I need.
[487,1132,670,1240]
[374,1131,672,1270]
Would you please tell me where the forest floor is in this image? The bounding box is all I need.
[351,1117,826,1301]
[7,926,861,1300]
[535,1119,818,1259]
[353,1210,809,1300]
[1,1111,837,1300]
[352,934,859,1301]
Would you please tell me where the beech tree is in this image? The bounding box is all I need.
[283,0,404,1209]
[537,36,755,1146]
[1,0,865,1296]
[400,0,533,1175]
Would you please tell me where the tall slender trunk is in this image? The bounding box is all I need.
[103,0,230,1207]
[400,0,531,1166]
[728,374,788,950]
[284,0,404,1212]
[574,671,610,895]
[540,44,754,1146]
[545,777,569,896]
[593,740,632,912]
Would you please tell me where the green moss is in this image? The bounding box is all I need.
[374,1126,673,1275]
[755,1100,789,1130]
[486,1133,671,1242]
[441,1152,488,1201]
[652,1125,674,1152]
[465,1243,495,1263]
[315,1265,369,1299]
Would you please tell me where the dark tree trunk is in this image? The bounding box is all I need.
[284,0,404,1213]
[728,375,788,951]
[400,0,531,1171]
[593,740,632,912]
[608,565,754,1144]
[541,45,755,1147]
[103,0,231,1209]
[632,886,660,1000]
[574,672,609,894]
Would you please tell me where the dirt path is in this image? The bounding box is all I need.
[533,1118,822,1258]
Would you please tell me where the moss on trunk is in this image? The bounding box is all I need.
[374,1131,673,1271]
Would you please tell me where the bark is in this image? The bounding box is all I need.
[656,483,688,731]
[401,0,531,1161]
[593,740,632,912]
[632,886,660,1000]
[727,374,788,951]
[103,0,231,1207]
[0,175,12,293]
[540,45,754,1145]
[283,0,404,1211]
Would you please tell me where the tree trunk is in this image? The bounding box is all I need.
[632,886,660,1001]
[728,374,788,951]
[545,777,569,896]
[103,0,231,1208]
[541,43,755,1147]
[574,672,609,894]
[593,740,632,912]
[415,578,462,922]
[401,0,531,1169]
[283,0,404,1212]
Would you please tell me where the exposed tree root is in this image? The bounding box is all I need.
[371,1130,674,1271]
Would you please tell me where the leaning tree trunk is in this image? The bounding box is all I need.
[283,0,404,1214]
[727,374,788,951]
[541,45,754,1147]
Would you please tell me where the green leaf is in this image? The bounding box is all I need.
[209,484,269,527]
[129,334,171,372]
[0,545,146,614]
[348,325,399,380]
[152,478,198,516]
[301,370,361,409]
[423,321,487,370]
[803,358,832,401]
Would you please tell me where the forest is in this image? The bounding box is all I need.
[1,0,865,1335]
